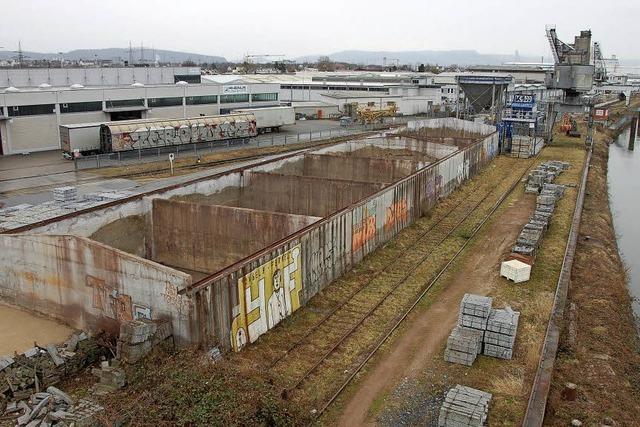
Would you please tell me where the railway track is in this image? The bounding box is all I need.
[259,157,534,418]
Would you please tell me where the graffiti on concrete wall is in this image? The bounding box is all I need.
[425,174,443,202]
[230,245,302,351]
[384,200,408,232]
[352,202,377,252]
[456,160,470,185]
[309,241,335,286]
[161,282,193,318]
[86,275,133,322]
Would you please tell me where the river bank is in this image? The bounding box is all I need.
[608,125,640,321]
[545,118,640,425]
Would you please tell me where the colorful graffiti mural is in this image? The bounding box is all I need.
[230,245,302,351]
[106,115,258,152]
[352,215,376,252]
[384,200,409,232]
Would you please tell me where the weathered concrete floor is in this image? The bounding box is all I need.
[0,302,73,354]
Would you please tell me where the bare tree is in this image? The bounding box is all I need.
[317,56,336,72]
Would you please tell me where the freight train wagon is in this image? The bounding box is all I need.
[98,113,258,154]
[232,106,295,133]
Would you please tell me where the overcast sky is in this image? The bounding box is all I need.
[1,0,638,62]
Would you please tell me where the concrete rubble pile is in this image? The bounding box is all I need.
[0,189,136,232]
[0,333,109,426]
[445,294,521,365]
[0,333,105,401]
[438,384,492,427]
[2,387,104,427]
[117,319,173,364]
[513,161,569,264]
[91,360,127,396]
[483,308,520,360]
[444,294,492,366]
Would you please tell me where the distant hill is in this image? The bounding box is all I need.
[0,48,227,64]
[297,50,542,66]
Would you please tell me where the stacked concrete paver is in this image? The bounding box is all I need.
[445,294,492,366]
[445,294,521,365]
[483,308,520,360]
[52,186,78,203]
[438,384,492,427]
[117,319,173,363]
[513,161,569,263]
[444,326,484,366]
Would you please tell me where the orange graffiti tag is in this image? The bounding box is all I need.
[384,200,408,232]
[352,215,376,251]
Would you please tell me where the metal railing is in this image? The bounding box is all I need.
[73,118,414,170]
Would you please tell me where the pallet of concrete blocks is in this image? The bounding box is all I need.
[458,294,492,331]
[438,384,492,427]
[483,307,520,360]
[500,259,531,283]
[52,186,77,203]
[444,326,484,366]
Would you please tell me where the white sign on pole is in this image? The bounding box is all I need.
[168,153,175,175]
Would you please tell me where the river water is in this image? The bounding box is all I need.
[608,124,640,320]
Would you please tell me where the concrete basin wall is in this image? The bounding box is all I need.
[151,199,320,275]
[0,234,193,342]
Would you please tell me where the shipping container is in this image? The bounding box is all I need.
[232,106,295,133]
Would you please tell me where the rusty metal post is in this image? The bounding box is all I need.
[629,116,637,151]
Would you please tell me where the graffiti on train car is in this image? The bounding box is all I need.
[112,120,257,151]
[384,199,408,232]
[230,245,302,351]
[352,211,376,252]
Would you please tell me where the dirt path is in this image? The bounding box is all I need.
[337,192,534,426]
[0,302,73,354]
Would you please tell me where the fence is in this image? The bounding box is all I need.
[73,118,414,170]
[183,119,499,351]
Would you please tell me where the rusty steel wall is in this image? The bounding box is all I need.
[0,234,193,341]
[151,199,320,275]
[185,125,500,351]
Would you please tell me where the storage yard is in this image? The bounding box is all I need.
[0,53,639,426]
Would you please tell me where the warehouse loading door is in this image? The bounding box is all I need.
[110,111,142,121]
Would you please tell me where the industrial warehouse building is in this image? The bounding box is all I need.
[0,68,280,155]
[0,66,564,155]
[241,72,444,116]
